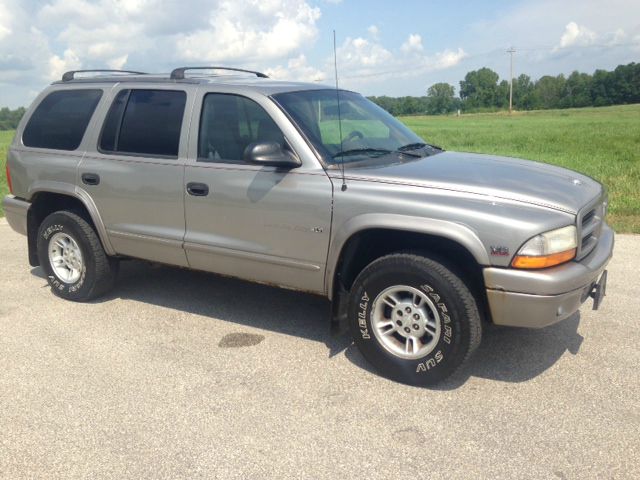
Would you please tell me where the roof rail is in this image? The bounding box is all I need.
[61,70,147,82]
[170,66,269,80]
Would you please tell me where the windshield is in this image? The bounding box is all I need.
[272,89,441,167]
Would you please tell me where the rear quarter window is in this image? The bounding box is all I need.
[22,89,103,151]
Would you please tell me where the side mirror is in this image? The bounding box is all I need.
[243,141,301,168]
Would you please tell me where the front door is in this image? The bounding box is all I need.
[183,90,333,294]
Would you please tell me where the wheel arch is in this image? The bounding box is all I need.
[26,185,114,266]
[326,214,491,301]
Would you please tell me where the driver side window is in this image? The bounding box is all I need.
[198,93,284,163]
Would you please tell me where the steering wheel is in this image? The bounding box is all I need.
[345,130,364,142]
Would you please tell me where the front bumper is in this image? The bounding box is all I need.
[2,195,30,236]
[484,224,614,328]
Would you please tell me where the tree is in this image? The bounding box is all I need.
[563,71,593,108]
[425,82,457,115]
[609,62,640,104]
[459,68,500,110]
[0,107,26,131]
[591,69,611,107]
[513,74,535,110]
[533,74,566,109]
[399,96,421,115]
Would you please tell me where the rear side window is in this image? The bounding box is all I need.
[23,89,102,150]
[99,89,186,158]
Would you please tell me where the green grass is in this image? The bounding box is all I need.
[1,104,638,231]
[400,104,640,233]
[0,130,13,216]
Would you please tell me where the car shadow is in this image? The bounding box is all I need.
[344,312,584,389]
[31,260,584,388]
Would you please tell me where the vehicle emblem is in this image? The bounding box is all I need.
[490,246,510,256]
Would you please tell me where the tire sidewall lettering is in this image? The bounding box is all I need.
[40,222,88,296]
[41,224,64,241]
[358,291,371,340]
[355,276,460,378]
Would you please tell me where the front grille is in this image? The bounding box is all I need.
[576,195,605,260]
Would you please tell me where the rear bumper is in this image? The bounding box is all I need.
[2,195,30,236]
[484,224,614,328]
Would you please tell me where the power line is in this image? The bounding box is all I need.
[339,42,637,81]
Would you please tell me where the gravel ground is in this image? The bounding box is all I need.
[1,219,638,479]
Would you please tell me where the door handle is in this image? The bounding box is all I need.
[81,173,100,186]
[186,182,209,197]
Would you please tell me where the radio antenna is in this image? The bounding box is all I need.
[333,30,347,192]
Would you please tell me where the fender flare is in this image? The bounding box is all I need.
[27,181,116,255]
[325,213,490,299]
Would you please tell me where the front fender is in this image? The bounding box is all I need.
[324,213,490,298]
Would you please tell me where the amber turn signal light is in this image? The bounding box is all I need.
[511,248,576,269]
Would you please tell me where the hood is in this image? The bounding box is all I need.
[338,151,602,214]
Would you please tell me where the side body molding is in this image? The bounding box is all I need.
[26,181,116,255]
[324,213,491,299]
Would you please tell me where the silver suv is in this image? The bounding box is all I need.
[3,67,613,385]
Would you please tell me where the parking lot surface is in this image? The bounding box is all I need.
[1,219,638,479]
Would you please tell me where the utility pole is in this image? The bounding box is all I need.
[507,46,516,114]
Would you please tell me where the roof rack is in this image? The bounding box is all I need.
[61,70,147,82]
[170,66,268,80]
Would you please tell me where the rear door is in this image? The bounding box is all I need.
[79,86,192,266]
[183,88,333,294]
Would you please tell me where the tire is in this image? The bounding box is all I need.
[37,211,118,302]
[348,253,481,386]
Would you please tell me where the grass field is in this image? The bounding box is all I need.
[1,104,639,231]
[400,104,640,233]
[1,130,12,216]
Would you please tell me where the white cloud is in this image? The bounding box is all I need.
[559,21,597,48]
[337,36,393,69]
[107,54,129,70]
[367,25,379,38]
[5,0,322,76]
[431,48,466,69]
[401,34,424,54]
[265,54,325,82]
[48,48,81,81]
[0,0,327,106]
[0,1,12,39]
[337,30,465,84]
[177,0,321,62]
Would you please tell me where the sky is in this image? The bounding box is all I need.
[0,0,639,108]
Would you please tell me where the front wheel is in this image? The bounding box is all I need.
[348,253,481,386]
[37,211,118,302]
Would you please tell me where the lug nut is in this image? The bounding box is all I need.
[413,314,419,320]
[405,307,412,313]
[404,327,411,333]
[396,320,402,326]
[397,310,403,316]
[413,324,419,330]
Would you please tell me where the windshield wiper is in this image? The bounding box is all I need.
[397,142,427,151]
[332,148,392,158]
[398,142,443,152]
[332,147,425,160]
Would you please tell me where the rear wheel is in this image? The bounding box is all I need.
[348,253,481,386]
[37,211,118,301]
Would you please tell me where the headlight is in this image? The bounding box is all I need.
[511,225,577,269]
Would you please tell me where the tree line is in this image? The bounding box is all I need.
[0,62,638,129]
[369,62,639,116]
[0,107,26,131]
